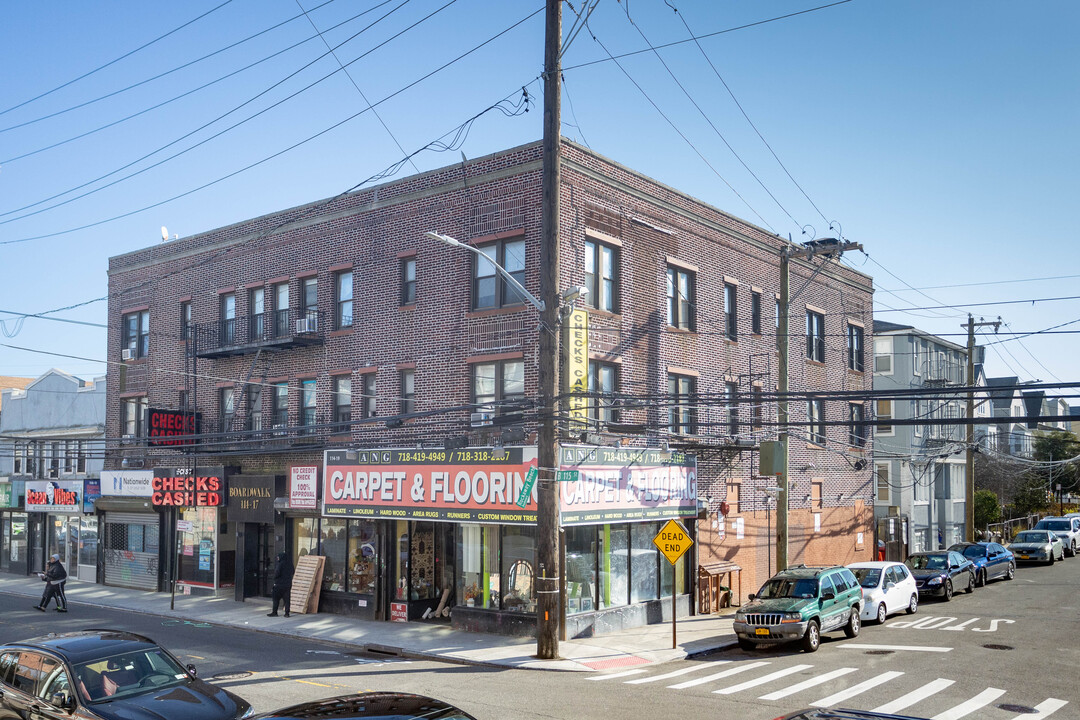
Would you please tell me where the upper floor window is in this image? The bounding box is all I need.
[849,403,866,447]
[668,374,697,435]
[301,379,317,431]
[807,399,825,445]
[272,382,289,428]
[472,360,525,416]
[806,310,825,362]
[220,293,236,346]
[588,361,619,426]
[400,369,416,415]
[874,337,892,374]
[333,376,352,427]
[361,373,377,419]
[666,267,695,330]
[219,387,235,431]
[336,271,354,328]
[76,440,87,474]
[401,258,416,306]
[875,399,893,435]
[724,283,737,341]
[250,287,266,341]
[876,463,890,504]
[122,397,148,438]
[848,324,864,372]
[302,278,318,329]
[474,238,526,310]
[751,383,763,429]
[725,381,739,436]
[584,239,618,313]
[13,443,24,475]
[273,282,290,337]
[751,291,762,335]
[247,384,263,432]
[122,311,149,359]
[180,302,192,341]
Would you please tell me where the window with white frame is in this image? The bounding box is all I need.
[751,291,762,335]
[588,361,619,426]
[875,463,890,503]
[666,266,695,330]
[724,283,737,341]
[122,310,149,359]
[848,323,864,372]
[875,399,893,435]
[806,310,825,362]
[668,374,697,435]
[584,239,618,313]
[874,337,892,374]
[361,373,377,419]
[849,403,866,447]
[123,397,148,438]
[474,238,527,310]
[472,360,524,416]
[807,399,825,445]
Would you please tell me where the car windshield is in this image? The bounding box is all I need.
[757,577,819,599]
[1014,532,1049,544]
[959,546,985,559]
[906,555,947,571]
[1037,520,1071,531]
[74,648,189,703]
[851,568,882,588]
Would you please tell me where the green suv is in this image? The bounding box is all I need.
[733,565,863,653]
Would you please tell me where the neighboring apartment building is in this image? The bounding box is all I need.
[986,377,1034,457]
[0,370,105,581]
[105,139,874,637]
[872,321,970,553]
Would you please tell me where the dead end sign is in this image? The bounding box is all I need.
[653,519,693,565]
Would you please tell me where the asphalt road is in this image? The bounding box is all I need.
[0,554,1077,720]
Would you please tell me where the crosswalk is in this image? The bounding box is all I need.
[586,658,1067,719]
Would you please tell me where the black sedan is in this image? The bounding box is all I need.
[905,550,975,601]
[0,629,252,720]
[255,692,476,719]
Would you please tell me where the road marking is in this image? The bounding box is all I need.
[587,669,647,681]
[840,644,952,652]
[713,664,814,695]
[810,671,904,707]
[931,688,1006,720]
[872,678,955,713]
[668,661,769,689]
[1008,699,1068,718]
[625,663,723,684]
[758,667,857,700]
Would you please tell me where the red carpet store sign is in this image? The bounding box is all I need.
[323,447,539,524]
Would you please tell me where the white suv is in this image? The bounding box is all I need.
[1034,516,1080,557]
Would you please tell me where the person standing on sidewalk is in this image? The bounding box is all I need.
[34,554,68,612]
[267,551,293,618]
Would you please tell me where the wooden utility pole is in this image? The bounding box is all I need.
[965,314,999,541]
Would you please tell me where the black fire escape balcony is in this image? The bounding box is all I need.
[193,309,325,358]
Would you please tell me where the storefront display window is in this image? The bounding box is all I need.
[78,516,98,568]
[321,518,348,592]
[565,525,596,614]
[292,518,318,560]
[501,525,536,613]
[599,524,628,609]
[48,516,67,565]
[347,521,378,595]
[393,520,409,600]
[630,522,660,603]
[10,515,27,563]
[410,523,437,600]
[459,524,499,609]
[178,507,216,586]
[660,549,687,597]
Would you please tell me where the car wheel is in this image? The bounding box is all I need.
[844,608,861,638]
[1005,563,1015,581]
[875,602,887,625]
[737,638,756,652]
[907,593,918,614]
[802,620,821,653]
[966,573,975,593]
[943,580,953,601]
[1049,551,1056,566]
[976,569,986,588]
[1070,542,1077,558]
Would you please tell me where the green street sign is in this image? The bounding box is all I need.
[556,469,580,482]
[515,466,538,508]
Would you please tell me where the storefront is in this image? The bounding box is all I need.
[227,474,281,602]
[24,479,99,582]
[0,479,29,576]
[151,466,231,597]
[98,470,162,591]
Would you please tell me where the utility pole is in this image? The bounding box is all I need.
[964,314,999,542]
[777,239,861,573]
[536,0,562,660]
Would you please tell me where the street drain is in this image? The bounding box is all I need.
[346,647,401,660]
[998,704,1037,714]
[982,643,1014,651]
[211,671,252,681]
[865,650,894,655]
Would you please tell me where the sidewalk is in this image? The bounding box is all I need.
[0,575,737,671]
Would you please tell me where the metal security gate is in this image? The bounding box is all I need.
[103,512,161,591]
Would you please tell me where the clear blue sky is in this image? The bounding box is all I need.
[1,0,1077,389]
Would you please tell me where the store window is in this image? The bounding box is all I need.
[565,525,597,614]
[410,522,438,601]
[291,518,318,561]
[348,521,379,595]
[629,523,660,603]
[459,524,500,609]
[78,516,98,568]
[599,524,629,609]
[501,525,536,613]
[320,518,348,592]
[176,507,212,587]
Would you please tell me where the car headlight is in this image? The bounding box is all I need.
[241,705,256,719]
[735,611,746,620]
[927,576,942,585]
[780,612,802,623]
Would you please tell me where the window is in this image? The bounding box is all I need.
[333,376,351,427]
[76,441,87,473]
[668,374,697,435]
[473,238,527,310]
[122,310,149,359]
[751,383,763,429]
[588,362,619,426]
[180,302,192,341]
[302,277,318,328]
[876,463,890,503]
[400,259,416,306]
[64,441,74,474]
[273,283,290,337]
[219,387,235,431]
[875,399,893,435]
[751,291,762,335]
[122,397,148,438]
[848,323,864,372]
[666,267,694,330]
[874,337,892,373]
[301,379,317,431]
[13,443,23,475]
[472,361,525,416]
[400,369,415,415]
[220,293,236,346]
[250,287,265,341]
[849,403,866,447]
[247,385,262,432]
[807,399,825,445]
[48,443,59,478]
[584,239,618,312]
[336,271,354,328]
[725,381,739,436]
[806,310,825,362]
[724,283,737,340]
[361,373,377,419]
[272,382,289,428]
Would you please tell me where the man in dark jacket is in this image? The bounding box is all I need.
[34,554,68,612]
[267,551,293,618]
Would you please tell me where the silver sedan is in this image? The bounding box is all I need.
[1008,529,1065,565]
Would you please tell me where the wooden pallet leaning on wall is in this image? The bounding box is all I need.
[290,555,326,615]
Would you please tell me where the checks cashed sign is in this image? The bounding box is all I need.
[323,447,538,524]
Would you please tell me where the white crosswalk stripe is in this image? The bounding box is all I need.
[586,669,647,681]
[625,662,726,684]
[872,678,955,714]
[931,688,1006,720]
[713,664,814,695]
[1007,699,1068,718]
[667,661,770,690]
[810,670,905,707]
[758,667,858,701]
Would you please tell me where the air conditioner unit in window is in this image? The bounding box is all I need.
[295,318,313,334]
[471,411,493,428]
[121,349,134,361]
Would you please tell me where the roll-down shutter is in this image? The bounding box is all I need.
[103,512,161,591]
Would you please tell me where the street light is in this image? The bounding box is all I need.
[425,232,546,312]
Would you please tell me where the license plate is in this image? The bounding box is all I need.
[1018,555,1029,560]
[755,628,770,636]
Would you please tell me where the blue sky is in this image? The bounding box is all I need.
[1,0,1077,388]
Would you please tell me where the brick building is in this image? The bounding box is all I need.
[105,139,874,637]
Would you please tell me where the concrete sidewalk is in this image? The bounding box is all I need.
[0,575,737,671]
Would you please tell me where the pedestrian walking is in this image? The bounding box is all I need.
[34,554,68,612]
[267,551,293,618]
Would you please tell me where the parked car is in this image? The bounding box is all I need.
[1009,529,1065,565]
[847,561,919,624]
[1033,516,1080,557]
[733,565,862,653]
[775,709,930,719]
[0,630,253,720]
[947,541,1015,586]
[253,692,476,719]
[905,551,975,601]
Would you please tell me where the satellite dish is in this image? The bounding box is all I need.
[161,226,169,242]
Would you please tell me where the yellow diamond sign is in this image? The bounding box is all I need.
[653,519,693,565]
